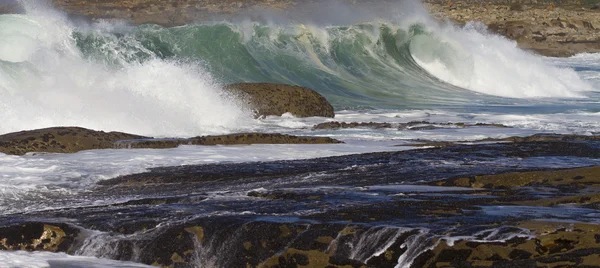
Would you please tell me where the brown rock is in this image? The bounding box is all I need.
[313,121,509,131]
[583,20,595,29]
[0,127,342,155]
[114,133,343,149]
[0,127,148,155]
[432,166,600,189]
[426,1,600,57]
[313,121,393,130]
[225,83,334,118]
[509,3,525,11]
[413,221,600,268]
[0,222,79,252]
[489,21,529,40]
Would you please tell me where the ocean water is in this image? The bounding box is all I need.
[1,0,599,267]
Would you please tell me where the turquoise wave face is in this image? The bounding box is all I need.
[2,12,597,113]
[70,21,507,110]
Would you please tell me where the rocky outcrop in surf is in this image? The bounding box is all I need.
[0,127,148,155]
[114,133,342,149]
[0,127,341,155]
[225,83,335,118]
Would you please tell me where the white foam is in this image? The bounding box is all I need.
[546,53,600,89]
[0,9,251,137]
[0,141,407,214]
[0,251,153,268]
[411,22,593,98]
[332,109,600,136]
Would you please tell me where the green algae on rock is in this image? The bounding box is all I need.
[225,83,335,118]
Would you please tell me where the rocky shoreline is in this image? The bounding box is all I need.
[1,1,600,266]
[426,0,600,57]
[1,110,600,267]
[1,134,600,267]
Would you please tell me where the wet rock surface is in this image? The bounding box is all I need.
[0,127,341,155]
[0,127,148,155]
[414,221,600,267]
[0,222,80,253]
[115,133,342,149]
[1,135,600,267]
[405,133,600,147]
[225,83,335,118]
[312,121,509,130]
[434,165,600,189]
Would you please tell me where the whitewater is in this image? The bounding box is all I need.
[1,0,600,267]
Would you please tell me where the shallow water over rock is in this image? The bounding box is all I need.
[2,138,600,267]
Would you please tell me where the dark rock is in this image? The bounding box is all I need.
[313,121,393,130]
[115,133,342,149]
[224,83,334,118]
[313,121,509,131]
[0,127,148,155]
[3,135,600,267]
[0,222,80,252]
[432,166,600,189]
[415,222,600,268]
[0,127,342,155]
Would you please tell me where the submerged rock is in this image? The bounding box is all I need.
[0,127,148,155]
[225,83,335,118]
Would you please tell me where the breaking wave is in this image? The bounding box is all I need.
[0,1,594,136]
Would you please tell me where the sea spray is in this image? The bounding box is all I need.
[1,0,596,137]
[0,2,252,137]
[411,21,592,98]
